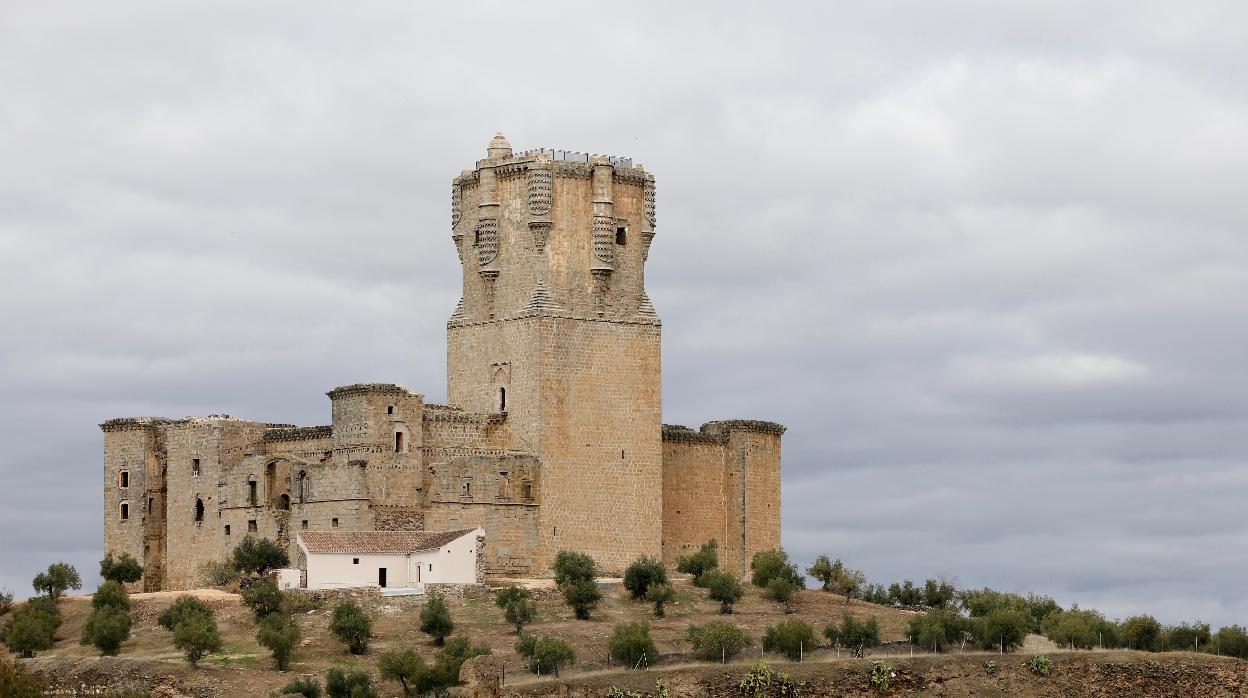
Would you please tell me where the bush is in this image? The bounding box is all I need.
[515,633,576,675]
[172,611,222,665]
[257,612,301,670]
[84,605,131,656]
[0,589,12,616]
[92,580,131,612]
[326,668,378,698]
[420,592,454,645]
[764,578,798,612]
[908,609,966,653]
[157,595,213,631]
[495,586,536,632]
[3,599,61,657]
[1027,653,1053,676]
[869,661,893,691]
[242,579,285,621]
[688,621,751,661]
[552,550,597,586]
[922,578,958,609]
[1119,614,1163,651]
[435,636,491,687]
[610,621,657,668]
[32,562,81,599]
[806,556,865,603]
[231,535,290,576]
[1162,621,1212,652]
[703,571,743,614]
[984,659,998,676]
[971,608,1029,652]
[329,600,373,654]
[623,557,668,600]
[380,637,489,697]
[1041,607,1110,649]
[826,613,881,651]
[562,578,601,620]
[646,583,674,619]
[1215,625,1248,659]
[200,559,241,587]
[281,676,323,698]
[99,552,144,585]
[738,661,799,698]
[0,657,46,698]
[762,620,816,661]
[749,549,804,589]
[677,540,719,584]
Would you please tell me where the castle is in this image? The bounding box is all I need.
[101,135,785,591]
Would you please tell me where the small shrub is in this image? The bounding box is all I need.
[83,605,131,656]
[647,582,674,619]
[231,535,290,576]
[688,621,751,661]
[971,608,1029,652]
[157,595,213,631]
[172,612,222,665]
[552,550,597,586]
[984,659,999,676]
[909,608,967,653]
[379,649,437,696]
[869,661,893,691]
[623,557,668,600]
[329,600,372,654]
[32,562,81,599]
[515,633,575,675]
[738,661,800,698]
[257,612,301,670]
[1027,654,1053,676]
[562,578,602,620]
[242,580,285,621]
[763,620,816,661]
[825,613,880,651]
[749,549,804,590]
[703,571,743,614]
[99,552,143,585]
[3,599,60,658]
[495,586,536,633]
[610,621,657,668]
[765,578,798,612]
[326,668,378,698]
[200,558,241,587]
[0,657,46,698]
[91,581,131,612]
[677,540,719,584]
[435,636,491,687]
[420,592,454,645]
[281,676,322,698]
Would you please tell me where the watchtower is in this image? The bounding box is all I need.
[446,134,662,571]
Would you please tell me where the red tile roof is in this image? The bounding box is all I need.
[298,529,478,555]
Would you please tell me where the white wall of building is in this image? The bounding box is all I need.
[300,528,482,590]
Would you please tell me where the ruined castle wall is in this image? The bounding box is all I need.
[660,436,729,569]
[102,422,163,592]
[708,422,784,578]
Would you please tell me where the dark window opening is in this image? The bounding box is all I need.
[522,482,533,499]
[621,450,625,460]
[119,470,129,488]
[194,498,204,522]
[278,493,290,510]
[248,481,257,506]
[353,558,359,565]
[499,387,506,412]
[616,227,628,245]
[148,498,153,514]
[387,405,394,414]
[322,451,331,461]
[395,431,405,453]
[462,480,472,497]
[332,518,339,528]
[498,472,510,498]
[474,229,482,246]
[191,458,201,476]
[301,520,308,529]
[378,568,387,587]
[225,525,231,536]
[248,519,257,532]
[120,502,129,520]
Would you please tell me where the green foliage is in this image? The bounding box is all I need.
[562,578,602,620]
[869,661,893,691]
[231,535,291,576]
[858,584,890,605]
[623,557,669,600]
[1041,606,1111,649]
[380,637,489,697]
[677,540,719,584]
[242,580,285,622]
[805,555,836,590]
[908,609,966,653]
[84,605,131,656]
[1119,614,1163,651]
[888,580,923,607]
[172,611,222,665]
[764,578,798,612]
[762,620,815,661]
[687,621,751,661]
[3,598,61,657]
[0,588,12,616]
[552,550,598,586]
[1023,594,1061,631]
[0,657,47,698]
[702,571,743,614]
[749,549,804,590]
[257,612,301,670]
[1027,653,1053,676]
[1214,625,1248,658]
[970,608,1029,652]
[805,557,865,603]
[200,559,241,587]
[983,660,998,676]
[92,580,131,611]
[515,633,576,675]
[419,592,454,645]
[738,661,801,698]
[826,613,881,650]
[646,583,674,619]
[610,621,657,668]
[157,595,213,631]
[957,588,1058,632]
[921,579,957,608]
[495,586,536,632]
[32,562,81,599]
[435,636,491,688]
[326,668,378,698]
[280,676,323,698]
[1162,621,1211,652]
[99,552,144,585]
[329,600,373,654]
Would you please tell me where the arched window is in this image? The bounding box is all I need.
[265,461,277,505]
[395,431,406,453]
[278,493,290,510]
[194,498,204,522]
[499,387,506,412]
[248,477,258,506]
[120,501,129,520]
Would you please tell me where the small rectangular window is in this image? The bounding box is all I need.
[522,482,533,499]
[248,519,257,532]
[353,558,359,565]
[248,481,257,505]
[301,520,308,530]
[120,470,129,488]
[192,458,200,476]
[120,502,129,520]
[332,518,339,528]
[395,431,404,453]
[224,525,231,536]
[616,227,628,245]
[387,405,395,414]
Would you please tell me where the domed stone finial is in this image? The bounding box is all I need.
[487,133,512,159]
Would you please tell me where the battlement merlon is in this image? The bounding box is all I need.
[661,420,787,443]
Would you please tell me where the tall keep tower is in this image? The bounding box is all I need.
[446,134,662,572]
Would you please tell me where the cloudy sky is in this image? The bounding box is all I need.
[2,2,1246,625]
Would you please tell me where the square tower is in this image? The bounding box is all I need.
[446,135,662,572]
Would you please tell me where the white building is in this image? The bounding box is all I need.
[297,528,484,591]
